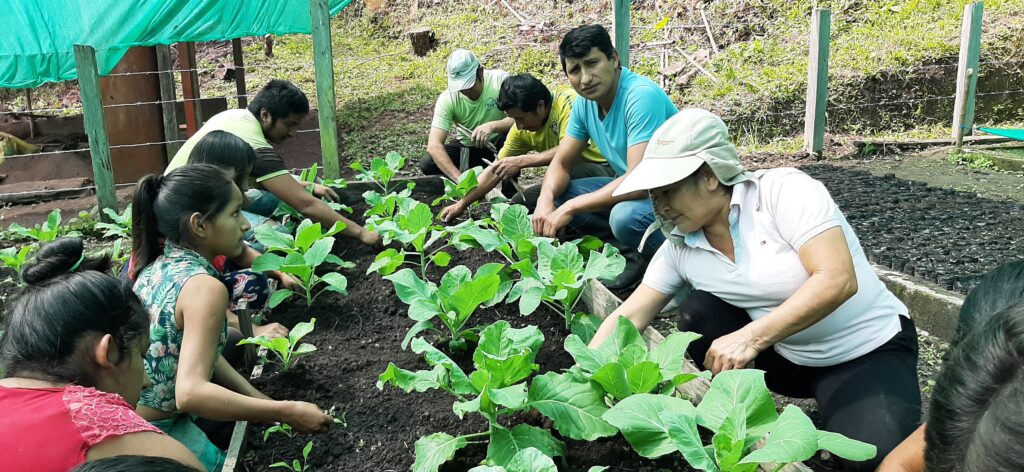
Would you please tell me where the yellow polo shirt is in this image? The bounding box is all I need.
[497,87,605,164]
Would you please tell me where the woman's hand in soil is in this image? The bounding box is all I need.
[271,270,302,292]
[282,401,335,434]
[359,229,383,248]
[705,326,762,375]
[310,183,340,202]
[440,202,466,224]
[254,322,290,339]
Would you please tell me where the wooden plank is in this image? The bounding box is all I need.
[72,45,117,218]
[803,8,831,156]
[309,0,341,180]
[177,42,201,136]
[952,1,984,142]
[611,0,631,67]
[232,38,249,109]
[155,45,181,159]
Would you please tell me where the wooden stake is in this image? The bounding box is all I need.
[612,0,631,67]
[72,44,117,219]
[803,8,831,157]
[232,38,248,109]
[952,1,984,141]
[155,45,181,160]
[177,42,201,136]
[309,0,341,180]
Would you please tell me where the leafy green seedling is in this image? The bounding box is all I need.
[238,318,317,371]
[351,151,405,194]
[95,205,132,239]
[367,200,451,279]
[432,166,482,206]
[272,164,353,231]
[384,264,510,350]
[0,245,34,285]
[252,220,354,308]
[602,370,877,471]
[378,321,567,472]
[263,423,295,442]
[271,440,313,471]
[7,209,73,242]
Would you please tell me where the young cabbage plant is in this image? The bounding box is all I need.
[273,164,353,231]
[378,321,566,472]
[251,220,354,308]
[238,318,318,371]
[271,440,314,471]
[431,166,482,206]
[263,423,295,442]
[602,370,877,471]
[95,205,132,239]
[383,263,511,350]
[351,151,406,195]
[564,316,709,402]
[7,208,74,242]
[367,200,452,280]
[0,245,34,285]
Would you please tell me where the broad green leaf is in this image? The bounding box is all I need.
[697,369,778,439]
[268,289,295,308]
[595,316,646,365]
[527,372,617,441]
[492,203,533,241]
[488,425,565,468]
[583,244,626,282]
[574,235,605,253]
[430,251,451,267]
[568,312,601,344]
[402,319,436,350]
[538,241,585,281]
[506,447,557,472]
[587,468,609,472]
[507,278,545,316]
[591,362,632,400]
[408,299,442,322]
[477,263,512,307]
[439,265,473,299]
[617,344,649,369]
[413,432,467,472]
[650,331,702,379]
[385,268,437,304]
[474,322,544,365]
[449,274,500,326]
[662,411,719,472]
[474,350,537,389]
[815,431,877,462]
[602,393,697,458]
[740,404,817,465]
[303,237,334,267]
[406,202,434,234]
[294,220,323,252]
[713,428,747,472]
[453,394,482,419]
[368,248,404,275]
[377,363,444,393]
[450,223,505,252]
[412,337,475,396]
[289,319,316,344]
[489,383,529,409]
[626,361,663,394]
[292,343,316,355]
[319,272,349,295]
[252,253,286,273]
[563,334,606,374]
[323,221,346,238]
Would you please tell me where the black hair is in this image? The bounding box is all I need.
[925,300,1024,472]
[246,79,310,124]
[558,24,616,73]
[71,456,200,472]
[0,238,148,387]
[497,74,552,113]
[131,164,238,280]
[187,130,256,189]
[954,260,1024,346]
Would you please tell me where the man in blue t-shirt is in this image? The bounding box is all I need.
[532,24,678,288]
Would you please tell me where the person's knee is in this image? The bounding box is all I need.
[608,202,647,250]
[417,154,441,175]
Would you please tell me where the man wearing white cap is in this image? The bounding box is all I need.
[588,109,921,471]
[418,49,514,193]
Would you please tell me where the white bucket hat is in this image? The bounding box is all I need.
[446,49,480,92]
[613,108,752,197]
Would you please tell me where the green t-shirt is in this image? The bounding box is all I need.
[431,69,509,146]
[497,87,605,164]
[165,109,290,183]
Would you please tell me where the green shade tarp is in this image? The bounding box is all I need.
[978,127,1024,142]
[0,0,352,89]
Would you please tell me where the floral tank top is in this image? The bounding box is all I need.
[134,243,228,412]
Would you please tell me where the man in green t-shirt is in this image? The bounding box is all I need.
[169,79,379,247]
[439,73,614,222]
[418,49,514,192]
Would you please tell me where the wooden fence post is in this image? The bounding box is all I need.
[72,45,117,218]
[952,1,984,143]
[309,0,341,180]
[612,0,630,67]
[177,43,201,136]
[232,38,249,110]
[803,8,831,157]
[155,45,181,160]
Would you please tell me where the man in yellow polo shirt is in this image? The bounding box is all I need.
[440,73,612,222]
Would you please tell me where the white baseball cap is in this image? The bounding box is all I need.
[446,49,481,92]
[613,108,752,197]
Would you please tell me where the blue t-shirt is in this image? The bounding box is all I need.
[565,68,678,176]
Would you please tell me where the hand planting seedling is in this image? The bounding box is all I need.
[432,165,482,207]
[238,318,317,371]
[602,370,876,471]
[384,263,510,350]
[377,321,569,472]
[251,219,354,308]
[7,209,75,242]
[273,164,353,232]
[563,316,710,402]
[95,205,132,240]
[271,440,314,471]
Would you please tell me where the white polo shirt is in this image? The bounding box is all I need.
[643,167,907,366]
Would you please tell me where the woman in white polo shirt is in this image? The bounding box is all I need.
[589,109,920,472]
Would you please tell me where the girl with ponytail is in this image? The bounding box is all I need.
[130,165,332,471]
[0,238,203,471]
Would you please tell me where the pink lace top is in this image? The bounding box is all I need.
[0,384,163,471]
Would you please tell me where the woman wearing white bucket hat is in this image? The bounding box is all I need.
[588,109,920,471]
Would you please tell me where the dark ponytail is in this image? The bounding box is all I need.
[131,164,237,280]
[1,238,148,386]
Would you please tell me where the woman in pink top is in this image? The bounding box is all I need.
[0,237,202,471]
